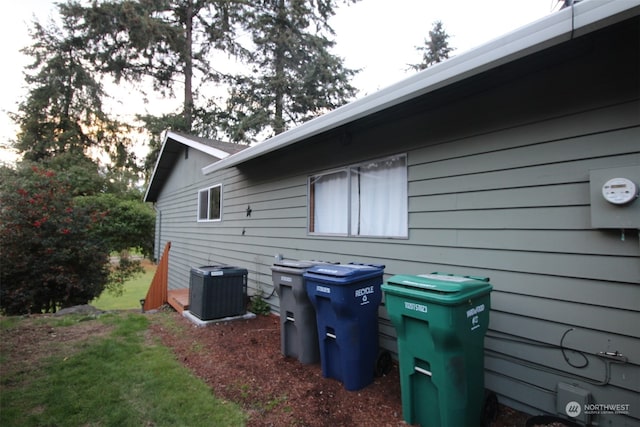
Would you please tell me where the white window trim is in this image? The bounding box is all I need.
[197,184,223,222]
[308,154,408,238]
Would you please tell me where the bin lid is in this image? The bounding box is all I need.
[272,260,326,270]
[304,263,385,282]
[192,265,247,276]
[384,272,491,303]
[271,260,332,277]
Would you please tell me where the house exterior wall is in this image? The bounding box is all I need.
[152,18,639,424]
[154,146,228,287]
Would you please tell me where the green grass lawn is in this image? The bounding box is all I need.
[93,260,157,310]
[0,313,246,427]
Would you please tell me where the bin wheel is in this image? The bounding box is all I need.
[375,350,392,377]
[481,390,499,427]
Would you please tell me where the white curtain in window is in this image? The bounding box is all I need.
[313,171,348,234]
[351,156,407,237]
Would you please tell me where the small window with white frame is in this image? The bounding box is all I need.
[308,154,408,238]
[197,184,222,222]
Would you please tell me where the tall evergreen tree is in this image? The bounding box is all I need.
[50,1,361,154]
[409,20,453,71]
[6,11,156,306]
[12,15,135,173]
[223,0,359,142]
[60,0,245,179]
[60,0,243,134]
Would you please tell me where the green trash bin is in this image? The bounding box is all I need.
[382,272,492,427]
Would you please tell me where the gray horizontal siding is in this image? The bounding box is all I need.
[409,127,638,180]
[151,35,640,424]
[410,153,640,197]
[409,100,640,163]
[485,357,640,421]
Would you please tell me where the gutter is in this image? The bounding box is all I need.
[201,0,639,176]
[153,204,162,262]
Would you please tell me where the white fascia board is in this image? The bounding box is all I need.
[573,0,640,37]
[144,130,231,201]
[143,131,172,202]
[201,0,638,176]
[165,131,231,159]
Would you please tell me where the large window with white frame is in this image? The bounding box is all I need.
[308,154,408,238]
[197,184,222,222]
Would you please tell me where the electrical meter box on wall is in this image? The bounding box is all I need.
[589,166,640,229]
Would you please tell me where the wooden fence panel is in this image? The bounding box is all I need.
[143,242,171,311]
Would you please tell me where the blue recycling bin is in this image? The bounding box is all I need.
[303,263,385,391]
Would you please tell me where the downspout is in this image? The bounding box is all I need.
[562,0,579,39]
[569,0,576,40]
[153,204,162,262]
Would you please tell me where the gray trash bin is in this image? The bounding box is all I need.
[272,260,328,364]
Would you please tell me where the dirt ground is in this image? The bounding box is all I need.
[149,310,532,427]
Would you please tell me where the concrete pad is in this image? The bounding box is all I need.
[182,310,257,327]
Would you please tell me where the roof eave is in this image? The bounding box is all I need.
[201,0,639,176]
[164,131,232,159]
[144,131,233,202]
[143,131,172,203]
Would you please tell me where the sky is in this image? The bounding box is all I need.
[0,0,563,164]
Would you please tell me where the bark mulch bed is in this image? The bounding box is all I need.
[149,310,531,427]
